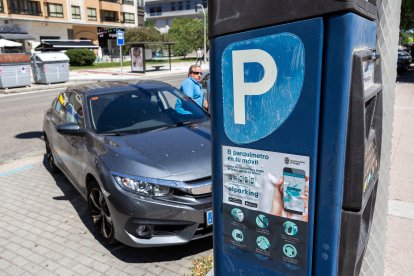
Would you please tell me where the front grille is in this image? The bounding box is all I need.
[174,176,212,196]
[153,224,188,236]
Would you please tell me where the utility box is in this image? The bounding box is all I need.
[31,52,70,84]
[0,54,31,89]
[210,0,382,275]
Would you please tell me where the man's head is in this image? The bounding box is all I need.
[188,65,202,82]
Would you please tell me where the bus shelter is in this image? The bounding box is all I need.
[128,42,175,73]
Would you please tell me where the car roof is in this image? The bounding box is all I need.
[65,80,175,97]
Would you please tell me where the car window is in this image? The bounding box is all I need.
[54,92,68,120]
[54,91,84,127]
[88,86,208,134]
[66,92,84,128]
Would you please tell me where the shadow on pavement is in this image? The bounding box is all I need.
[15,131,44,139]
[42,155,213,264]
[109,236,213,264]
[397,65,414,83]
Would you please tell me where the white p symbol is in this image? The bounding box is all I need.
[232,49,277,125]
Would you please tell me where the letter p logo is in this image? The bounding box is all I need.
[222,32,305,144]
[232,49,277,125]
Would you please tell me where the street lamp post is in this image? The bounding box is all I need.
[196,4,207,63]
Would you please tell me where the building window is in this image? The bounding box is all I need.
[47,3,63,18]
[122,0,134,4]
[8,0,41,15]
[149,6,162,16]
[123,12,135,23]
[170,2,175,11]
[71,5,81,19]
[27,1,41,15]
[137,0,144,8]
[87,8,97,21]
[177,1,183,10]
[185,0,190,10]
[0,1,3,13]
[102,10,117,22]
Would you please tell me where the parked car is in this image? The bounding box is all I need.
[397,50,412,72]
[43,80,213,247]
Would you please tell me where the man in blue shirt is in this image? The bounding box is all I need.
[176,65,208,114]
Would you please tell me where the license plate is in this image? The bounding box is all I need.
[206,210,213,226]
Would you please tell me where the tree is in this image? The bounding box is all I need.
[124,26,168,54]
[125,26,166,44]
[144,21,156,28]
[400,0,414,31]
[168,18,203,58]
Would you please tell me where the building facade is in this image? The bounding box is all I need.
[0,0,143,55]
[145,0,207,33]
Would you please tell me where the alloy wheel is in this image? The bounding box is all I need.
[88,183,115,243]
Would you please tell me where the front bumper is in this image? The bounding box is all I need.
[104,177,213,247]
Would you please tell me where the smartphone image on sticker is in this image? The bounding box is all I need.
[283,168,306,215]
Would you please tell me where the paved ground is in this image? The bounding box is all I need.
[0,155,213,275]
[384,69,414,275]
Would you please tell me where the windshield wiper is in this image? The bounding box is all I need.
[99,131,128,136]
[148,121,193,133]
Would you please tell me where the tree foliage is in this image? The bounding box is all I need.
[125,26,166,44]
[124,26,168,52]
[65,49,96,66]
[400,0,414,31]
[168,17,203,57]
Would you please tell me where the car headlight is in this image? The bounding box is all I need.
[113,174,172,197]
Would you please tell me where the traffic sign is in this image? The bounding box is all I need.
[116,30,125,46]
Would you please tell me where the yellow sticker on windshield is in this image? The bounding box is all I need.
[58,95,65,105]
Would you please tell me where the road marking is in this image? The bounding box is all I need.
[0,164,33,177]
[388,199,414,220]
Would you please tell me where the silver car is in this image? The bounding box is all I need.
[43,81,213,247]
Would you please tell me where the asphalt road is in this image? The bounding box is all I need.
[0,74,185,165]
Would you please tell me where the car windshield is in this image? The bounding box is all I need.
[88,85,209,134]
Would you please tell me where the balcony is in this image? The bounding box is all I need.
[9,8,42,16]
[122,0,134,5]
[99,0,121,12]
[101,17,119,22]
[100,0,119,3]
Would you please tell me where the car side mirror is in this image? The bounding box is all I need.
[56,122,86,136]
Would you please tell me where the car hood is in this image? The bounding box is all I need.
[96,123,211,182]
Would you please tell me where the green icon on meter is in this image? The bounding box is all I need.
[256,236,270,250]
[232,229,244,242]
[283,221,298,236]
[283,244,298,258]
[256,214,269,228]
[231,208,244,222]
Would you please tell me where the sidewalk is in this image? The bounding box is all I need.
[384,70,414,275]
[0,61,209,94]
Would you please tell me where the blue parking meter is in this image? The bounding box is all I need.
[210,1,382,275]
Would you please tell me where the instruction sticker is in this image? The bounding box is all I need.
[222,146,310,274]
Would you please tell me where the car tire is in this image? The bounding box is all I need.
[45,135,59,173]
[87,181,117,245]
